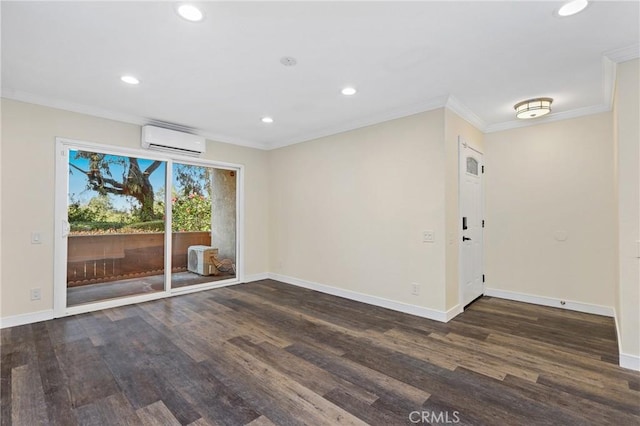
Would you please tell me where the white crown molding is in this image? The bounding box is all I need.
[604,44,640,63]
[4,44,635,148]
[1,89,268,151]
[445,95,487,131]
[471,49,630,135]
[602,56,617,110]
[3,88,146,127]
[484,103,611,134]
[265,95,450,150]
[200,130,267,151]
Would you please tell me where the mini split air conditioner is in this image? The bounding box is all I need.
[187,245,218,276]
[141,125,205,157]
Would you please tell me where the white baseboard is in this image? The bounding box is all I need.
[446,303,464,322]
[619,352,640,371]
[268,273,454,323]
[0,309,54,329]
[244,272,270,283]
[484,288,615,317]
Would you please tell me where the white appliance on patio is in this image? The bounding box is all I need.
[187,245,218,276]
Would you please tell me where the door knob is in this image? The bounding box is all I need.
[462,236,472,241]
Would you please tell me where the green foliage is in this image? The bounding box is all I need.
[70,151,163,222]
[70,221,126,232]
[174,164,211,196]
[172,193,211,232]
[126,220,165,232]
[68,195,124,223]
[69,221,164,234]
[68,162,214,235]
[68,201,95,223]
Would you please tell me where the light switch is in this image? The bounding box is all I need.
[31,232,43,244]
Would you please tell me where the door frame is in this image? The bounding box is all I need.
[53,137,244,318]
[457,136,485,309]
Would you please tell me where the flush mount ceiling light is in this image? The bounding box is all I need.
[341,87,357,96]
[177,4,203,22]
[557,0,589,17]
[120,75,140,85]
[261,116,274,124]
[514,97,553,119]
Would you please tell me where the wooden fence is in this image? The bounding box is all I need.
[67,231,210,287]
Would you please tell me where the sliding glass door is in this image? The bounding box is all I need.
[170,162,237,290]
[54,139,241,314]
[65,149,168,306]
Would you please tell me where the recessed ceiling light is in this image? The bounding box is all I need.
[280,57,297,67]
[557,0,588,17]
[120,75,140,85]
[177,4,203,22]
[261,117,274,124]
[341,87,357,96]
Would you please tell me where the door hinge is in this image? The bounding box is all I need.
[482,220,485,228]
[481,165,485,174]
[482,274,485,283]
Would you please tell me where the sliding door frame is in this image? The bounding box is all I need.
[53,137,244,318]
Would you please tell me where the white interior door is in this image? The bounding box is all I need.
[459,138,484,307]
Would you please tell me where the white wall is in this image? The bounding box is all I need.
[269,109,449,313]
[0,99,269,320]
[2,87,636,370]
[614,58,640,369]
[484,113,617,311]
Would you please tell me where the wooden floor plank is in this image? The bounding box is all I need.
[1,279,638,426]
[11,364,48,426]
[135,401,181,426]
[73,393,141,426]
[52,338,120,408]
[227,337,364,398]
[285,342,431,408]
[502,374,640,425]
[200,341,367,426]
[31,322,78,425]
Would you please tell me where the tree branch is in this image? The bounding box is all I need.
[144,160,163,176]
[69,162,88,174]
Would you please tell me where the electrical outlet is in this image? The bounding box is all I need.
[422,230,435,243]
[30,288,41,301]
[411,283,420,296]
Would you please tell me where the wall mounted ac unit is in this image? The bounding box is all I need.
[187,245,219,276]
[141,125,205,157]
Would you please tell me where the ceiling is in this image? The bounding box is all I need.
[2,1,639,150]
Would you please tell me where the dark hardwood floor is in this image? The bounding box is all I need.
[1,279,639,425]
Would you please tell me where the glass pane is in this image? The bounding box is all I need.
[66,150,166,306]
[466,156,478,175]
[171,163,237,288]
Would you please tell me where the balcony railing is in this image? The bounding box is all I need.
[67,231,211,286]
